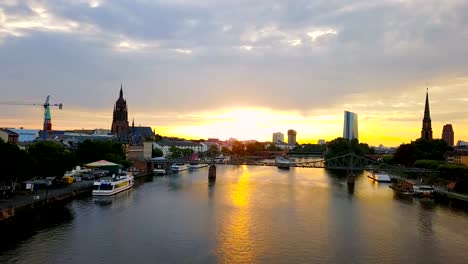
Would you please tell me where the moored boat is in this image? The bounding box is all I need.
[189,163,208,170]
[367,171,392,182]
[275,156,294,169]
[170,163,190,172]
[92,172,134,196]
[413,185,434,197]
[389,178,414,195]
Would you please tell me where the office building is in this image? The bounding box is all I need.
[442,124,454,146]
[287,129,297,145]
[343,111,359,140]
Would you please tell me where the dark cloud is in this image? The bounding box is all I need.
[1,0,468,113]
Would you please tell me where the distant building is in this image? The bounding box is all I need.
[111,85,130,143]
[153,140,209,158]
[0,129,19,144]
[317,139,326,145]
[421,89,433,140]
[272,132,284,144]
[457,140,468,147]
[287,130,297,145]
[8,128,39,142]
[442,124,454,146]
[447,150,468,166]
[129,120,155,146]
[343,111,358,140]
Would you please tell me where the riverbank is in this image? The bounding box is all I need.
[0,181,94,223]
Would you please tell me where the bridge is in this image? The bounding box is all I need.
[151,153,436,173]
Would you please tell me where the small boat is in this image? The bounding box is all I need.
[389,178,414,195]
[92,172,134,196]
[413,185,434,197]
[275,156,294,169]
[189,163,208,170]
[170,163,190,172]
[367,171,392,182]
[153,169,166,175]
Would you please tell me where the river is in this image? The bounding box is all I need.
[1,165,468,264]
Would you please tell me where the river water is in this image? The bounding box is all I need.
[2,165,468,264]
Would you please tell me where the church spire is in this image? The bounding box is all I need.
[424,88,430,121]
[421,88,433,140]
[119,83,123,98]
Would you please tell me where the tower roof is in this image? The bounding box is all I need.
[116,84,126,105]
[424,88,431,121]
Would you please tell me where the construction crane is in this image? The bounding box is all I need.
[0,95,63,140]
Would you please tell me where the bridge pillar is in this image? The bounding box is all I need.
[208,165,216,181]
[346,171,355,184]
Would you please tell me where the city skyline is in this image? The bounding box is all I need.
[1,1,468,146]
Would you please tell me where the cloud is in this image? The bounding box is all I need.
[0,0,468,145]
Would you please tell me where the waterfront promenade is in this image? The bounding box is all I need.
[0,181,93,221]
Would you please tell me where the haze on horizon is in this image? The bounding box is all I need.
[0,0,467,147]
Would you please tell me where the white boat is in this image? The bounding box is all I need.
[413,185,434,197]
[170,163,190,172]
[153,169,166,175]
[189,163,208,170]
[367,171,392,182]
[275,156,294,169]
[92,172,134,196]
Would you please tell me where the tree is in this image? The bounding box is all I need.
[325,138,371,159]
[246,141,265,154]
[231,141,246,156]
[266,144,281,151]
[0,139,31,183]
[152,147,164,158]
[28,141,76,178]
[392,138,452,166]
[75,140,127,166]
[169,146,183,159]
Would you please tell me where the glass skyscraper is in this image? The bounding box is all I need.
[343,111,359,140]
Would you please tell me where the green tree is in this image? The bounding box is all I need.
[231,141,246,156]
[266,144,281,151]
[75,140,127,165]
[28,141,76,177]
[392,139,451,166]
[0,139,31,183]
[152,147,164,158]
[325,138,371,159]
[246,141,265,154]
[169,146,183,159]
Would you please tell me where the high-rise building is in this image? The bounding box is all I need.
[442,124,454,146]
[287,129,297,145]
[318,139,326,145]
[343,111,359,140]
[272,132,284,144]
[421,89,433,140]
[111,85,130,143]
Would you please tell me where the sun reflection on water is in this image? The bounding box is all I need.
[217,165,257,263]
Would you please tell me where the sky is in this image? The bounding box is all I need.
[0,0,467,147]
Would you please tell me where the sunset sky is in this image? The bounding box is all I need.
[1,0,467,146]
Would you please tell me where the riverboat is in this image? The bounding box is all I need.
[275,156,294,169]
[92,172,134,196]
[413,185,434,197]
[367,171,392,182]
[389,178,414,195]
[189,163,208,170]
[170,163,190,172]
[153,169,166,175]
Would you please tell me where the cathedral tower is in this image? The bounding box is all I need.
[111,84,130,143]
